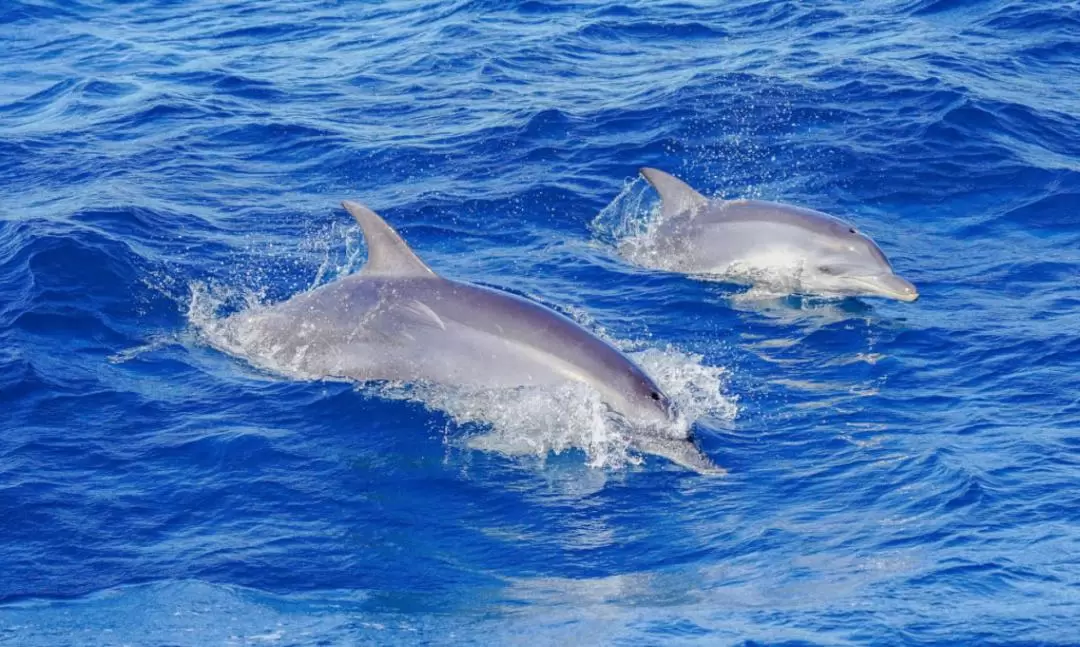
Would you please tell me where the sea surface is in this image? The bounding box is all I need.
[2,0,1079,644]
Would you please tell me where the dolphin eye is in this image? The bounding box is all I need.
[650,391,661,401]
[848,228,857,234]
[818,265,839,276]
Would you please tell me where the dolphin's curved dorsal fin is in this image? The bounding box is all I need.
[342,201,436,277]
[639,167,708,218]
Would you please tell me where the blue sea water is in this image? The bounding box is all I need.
[2,0,1079,644]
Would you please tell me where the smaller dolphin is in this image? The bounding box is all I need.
[634,168,918,301]
[214,200,723,474]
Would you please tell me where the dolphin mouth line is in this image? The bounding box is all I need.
[838,275,919,302]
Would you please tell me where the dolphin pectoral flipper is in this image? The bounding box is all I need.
[639,167,708,219]
[634,435,727,476]
[342,201,435,278]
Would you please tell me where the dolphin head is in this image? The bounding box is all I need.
[800,223,919,302]
[602,366,682,432]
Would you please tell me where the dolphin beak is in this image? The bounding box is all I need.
[874,274,919,302]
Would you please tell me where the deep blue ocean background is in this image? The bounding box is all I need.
[2,0,1079,644]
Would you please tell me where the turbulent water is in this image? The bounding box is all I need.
[2,0,1079,644]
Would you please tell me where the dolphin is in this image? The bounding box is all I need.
[635,167,918,301]
[216,200,723,474]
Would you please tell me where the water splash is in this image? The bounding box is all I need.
[372,343,734,471]
[186,280,326,380]
[301,220,366,289]
[589,176,658,250]
[107,335,178,364]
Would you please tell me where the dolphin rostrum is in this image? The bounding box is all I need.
[216,200,723,474]
[635,167,918,301]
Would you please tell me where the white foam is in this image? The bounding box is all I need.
[367,343,735,471]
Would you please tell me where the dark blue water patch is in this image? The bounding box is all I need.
[908,0,998,16]
[148,70,290,102]
[207,22,337,47]
[577,19,729,42]
[983,3,1080,32]
[0,78,80,117]
[998,192,1080,230]
[1018,40,1080,70]
[0,0,99,25]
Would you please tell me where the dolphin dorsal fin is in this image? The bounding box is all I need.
[341,201,435,277]
[639,167,708,218]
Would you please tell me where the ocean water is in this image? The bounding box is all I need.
[2,0,1079,644]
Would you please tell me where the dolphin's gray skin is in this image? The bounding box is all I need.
[636,168,918,301]
[219,200,722,474]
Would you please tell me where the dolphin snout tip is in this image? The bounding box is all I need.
[877,275,918,302]
[895,280,919,302]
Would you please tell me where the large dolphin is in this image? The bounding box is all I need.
[217,200,722,474]
[635,168,918,301]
